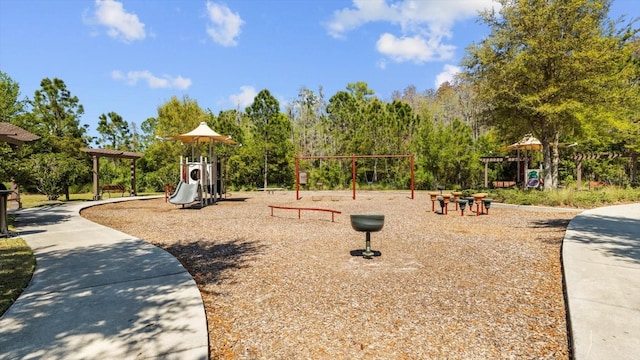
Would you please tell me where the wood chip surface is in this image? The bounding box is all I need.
[81,190,579,359]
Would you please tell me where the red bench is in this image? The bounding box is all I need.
[268,205,341,222]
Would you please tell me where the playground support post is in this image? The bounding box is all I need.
[410,154,414,200]
[352,155,356,200]
[296,157,300,200]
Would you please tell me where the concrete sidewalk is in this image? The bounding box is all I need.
[563,202,640,360]
[0,197,208,360]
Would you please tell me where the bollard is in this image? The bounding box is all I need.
[482,198,493,215]
[458,199,467,216]
[466,197,474,211]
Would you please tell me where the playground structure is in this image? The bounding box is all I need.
[294,154,415,200]
[168,122,236,207]
[168,156,223,207]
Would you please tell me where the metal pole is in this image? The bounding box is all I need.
[295,156,300,200]
[352,155,356,200]
[410,154,415,199]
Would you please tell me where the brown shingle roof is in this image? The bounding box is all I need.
[0,122,40,145]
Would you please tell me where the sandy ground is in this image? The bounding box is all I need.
[81,190,580,359]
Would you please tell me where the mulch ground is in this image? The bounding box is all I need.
[81,190,580,359]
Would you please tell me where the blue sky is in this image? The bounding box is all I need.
[0,0,637,142]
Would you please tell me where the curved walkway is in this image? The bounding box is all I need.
[563,203,640,360]
[0,197,208,360]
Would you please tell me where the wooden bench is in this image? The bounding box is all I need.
[492,181,517,188]
[101,184,126,198]
[268,205,341,222]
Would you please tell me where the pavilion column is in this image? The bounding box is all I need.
[130,159,137,196]
[92,155,100,200]
[576,159,582,190]
[516,150,521,184]
[484,160,489,188]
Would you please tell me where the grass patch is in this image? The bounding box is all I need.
[489,187,640,208]
[18,193,95,208]
[0,237,35,316]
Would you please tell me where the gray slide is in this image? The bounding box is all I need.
[168,180,200,205]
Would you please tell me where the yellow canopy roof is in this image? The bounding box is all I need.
[499,134,542,152]
[172,122,236,145]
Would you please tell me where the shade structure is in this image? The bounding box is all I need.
[172,122,236,145]
[81,148,143,200]
[496,134,544,189]
[499,134,542,152]
[0,122,40,147]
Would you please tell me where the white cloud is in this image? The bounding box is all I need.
[376,33,455,63]
[229,86,257,108]
[206,2,244,47]
[327,0,496,63]
[325,0,392,39]
[111,70,192,90]
[434,64,462,88]
[88,0,146,43]
[110,70,124,79]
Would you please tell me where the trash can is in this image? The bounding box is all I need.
[0,189,11,237]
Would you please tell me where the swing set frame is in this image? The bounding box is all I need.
[295,154,415,200]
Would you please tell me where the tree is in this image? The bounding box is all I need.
[96,112,131,150]
[14,78,90,199]
[208,109,245,190]
[463,0,639,189]
[246,89,291,189]
[29,153,86,200]
[0,72,28,183]
[138,96,208,190]
[0,71,26,123]
[27,78,89,155]
[289,86,328,156]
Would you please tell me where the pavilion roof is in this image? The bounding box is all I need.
[82,148,143,159]
[0,122,40,146]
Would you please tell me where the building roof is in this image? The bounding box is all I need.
[0,122,40,146]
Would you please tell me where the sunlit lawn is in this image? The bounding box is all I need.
[0,237,35,316]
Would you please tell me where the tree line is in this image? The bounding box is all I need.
[1,0,638,199]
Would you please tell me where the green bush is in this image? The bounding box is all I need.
[489,187,640,208]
